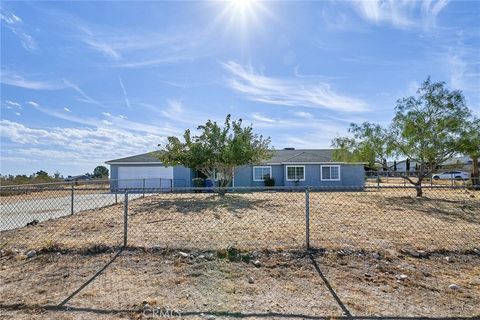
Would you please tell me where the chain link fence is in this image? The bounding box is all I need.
[1,182,479,317]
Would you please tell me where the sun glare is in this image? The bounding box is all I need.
[210,0,273,39]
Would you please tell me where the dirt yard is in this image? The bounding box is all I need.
[1,187,479,318]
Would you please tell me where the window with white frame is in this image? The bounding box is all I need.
[286,165,305,181]
[253,166,272,181]
[321,165,340,181]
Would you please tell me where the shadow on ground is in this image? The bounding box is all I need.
[131,194,284,216]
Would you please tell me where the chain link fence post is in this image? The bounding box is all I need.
[124,191,128,248]
[305,187,310,249]
[70,184,74,215]
[143,179,146,198]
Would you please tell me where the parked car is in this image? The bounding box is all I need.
[432,171,471,180]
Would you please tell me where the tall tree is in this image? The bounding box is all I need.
[458,116,480,188]
[93,165,109,179]
[160,115,272,190]
[332,122,393,170]
[391,77,471,196]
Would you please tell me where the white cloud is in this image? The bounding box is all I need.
[119,115,128,119]
[222,61,368,112]
[63,107,71,112]
[1,71,66,90]
[82,38,121,60]
[27,101,39,107]
[349,0,449,30]
[5,100,21,108]
[118,77,131,109]
[102,112,112,117]
[102,120,113,125]
[293,111,313,119]
[0,119,166,167]
[251,113,276,123]
[15,112,21,116]
[63,79,106,108]
[0,8,37,52]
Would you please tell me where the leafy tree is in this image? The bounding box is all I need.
[93,165,109,179]
[332,122,393,170]
[391,77,470,196]
[160,114,272,190]
[35,170,49,178]
[458,116,480,187]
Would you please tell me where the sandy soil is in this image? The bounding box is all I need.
[0,249,478,319]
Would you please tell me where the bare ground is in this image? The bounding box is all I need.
[1,188,479,318]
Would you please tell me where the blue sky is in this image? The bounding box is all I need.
[1,0,479,176]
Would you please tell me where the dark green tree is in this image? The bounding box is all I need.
[93,165,109,179]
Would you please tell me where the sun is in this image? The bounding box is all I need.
[210,0,273,38]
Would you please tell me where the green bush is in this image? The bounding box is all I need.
[192,178,204,188]
[264,176,275,187]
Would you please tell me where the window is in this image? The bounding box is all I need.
[253,166,272,181]
[286,165,305,181]
[321,165,340,181]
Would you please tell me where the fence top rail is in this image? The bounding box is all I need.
[0,184,472,192]
[0,177,187,189]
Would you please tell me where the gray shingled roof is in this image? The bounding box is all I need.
[105,151,164,164]
[106,149,336,164]
[262,149,335,164]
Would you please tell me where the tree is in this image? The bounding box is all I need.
[36,170,49,178]
[332,122,393,170]
[458,116,480,188]
[391,77,471,196]
[160,114,272,190]
[93,165,109,179]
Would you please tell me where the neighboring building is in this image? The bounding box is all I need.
[105,148,365,189]
[384,156,478,173]
[65,174,91,182]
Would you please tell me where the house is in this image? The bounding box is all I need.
[105,148,365,189]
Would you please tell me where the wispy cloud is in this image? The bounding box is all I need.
[118,77,131,109]
[222,61,368,112]
[1,70,66,90]
[82,37,121,60]
[71,17,209,68]
[62,79,106,108]
[28,100,180,136]
[0,7,37,52]
[349,0,449,30]
[251,113,276,123]
[63,107,71,112]
[4,100,22,110]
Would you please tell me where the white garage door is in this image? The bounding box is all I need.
[117,166,173,189]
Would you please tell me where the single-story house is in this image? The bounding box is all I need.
[105,148,365,189]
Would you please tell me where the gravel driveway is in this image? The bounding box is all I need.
[0,192,144,231]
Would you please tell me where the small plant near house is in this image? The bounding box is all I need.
[264,175,275,187]
[192,178,204,191]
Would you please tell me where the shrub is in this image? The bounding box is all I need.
[264,176,275,187]
[192,178,204,188]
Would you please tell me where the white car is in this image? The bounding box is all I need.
[432,171,471,180]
